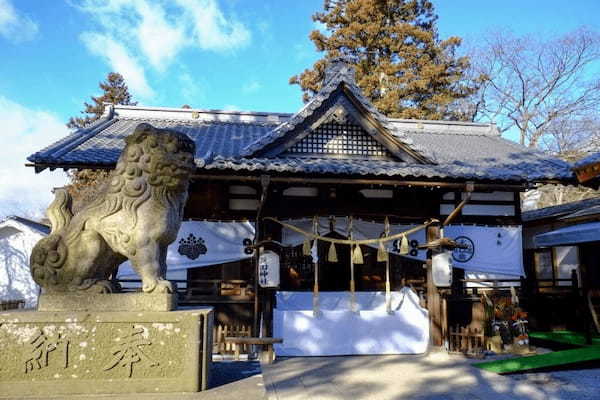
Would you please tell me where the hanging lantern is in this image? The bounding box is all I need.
[432,251,452,287]
[258,249,280,288]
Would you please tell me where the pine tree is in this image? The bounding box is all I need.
[67,72,136,129]
[290,0,476,120]
[66,72,136,211]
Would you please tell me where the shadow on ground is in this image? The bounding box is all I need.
[210,361,262,388]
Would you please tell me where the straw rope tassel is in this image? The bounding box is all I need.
[377,240,388,262]
[400,234,410,255]
[311,216,320,316]
[327,216,338,262]
[303,238,311,256]
[352,244,364,264]
[328,242,338,262]
[384,217,392,314]
[349,217,357,312]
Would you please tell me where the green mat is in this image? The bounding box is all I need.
[474,331,600,374]
[528,331,600,347]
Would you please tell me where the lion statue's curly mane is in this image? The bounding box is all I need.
[30,123,196,293]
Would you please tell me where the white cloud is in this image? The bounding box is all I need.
[241,80,261,94]
[177,0,250,51]
[0,0,38,42]
[80,32,155,99]
[76,0,250,74]
[0,96,69,220]
[135,2,186,71]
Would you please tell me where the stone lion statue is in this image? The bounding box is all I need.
[30,123,196,294]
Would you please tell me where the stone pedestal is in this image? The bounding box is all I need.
[37,292,177,312]
[0,307,213,397]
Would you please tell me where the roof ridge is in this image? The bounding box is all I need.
[117,115,280,126]
[112,104,292,117]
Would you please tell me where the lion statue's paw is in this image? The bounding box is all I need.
[142,278,174,294]
[80,280,114,294]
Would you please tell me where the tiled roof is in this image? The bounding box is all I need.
[522,196,600,222]
[0,216,50,235]
[28,110,573,183]
[28,60,574,184]
[574,152,600,169]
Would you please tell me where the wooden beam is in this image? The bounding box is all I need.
[442,193,472,226]
[191,174,527,191]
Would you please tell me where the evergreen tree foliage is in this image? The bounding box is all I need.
[66,72,136,211]
[67,72,136,129]
[290,0,476,119]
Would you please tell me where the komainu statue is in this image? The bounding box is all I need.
[30,123,196,294]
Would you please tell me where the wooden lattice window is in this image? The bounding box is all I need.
[285,122,391,158]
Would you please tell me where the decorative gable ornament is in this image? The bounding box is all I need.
[331,106,349,124]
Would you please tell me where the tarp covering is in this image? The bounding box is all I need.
[273,288,429,356]
[445,225,524,277]
[535,222,600,247]
[118,220,255,278]
[280,217,427,261]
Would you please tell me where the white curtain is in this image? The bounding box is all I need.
[118,220,255,278]
[274,288,429,356]
[280,217,427,261]
[445,225,524,276]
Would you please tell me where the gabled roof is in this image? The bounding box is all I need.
[241,59,430,163]
[27,61,575,184]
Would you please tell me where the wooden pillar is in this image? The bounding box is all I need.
[253,175,270,337]
[426,222,443,347]
[579,244,593,345]
[261,288,275,337]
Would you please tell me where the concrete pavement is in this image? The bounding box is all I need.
[261,351,600,399]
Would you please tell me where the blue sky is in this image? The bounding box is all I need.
[1,0,599,218]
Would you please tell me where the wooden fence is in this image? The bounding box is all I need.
[0,299,25,311]
[448,325,485,355]
[213,323,252,355]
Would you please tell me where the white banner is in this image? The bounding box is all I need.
[280,217,427,261]
[118,220,255,278]
[444,225,524,276]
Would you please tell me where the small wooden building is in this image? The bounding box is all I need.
[573,153,600,187]
[28,60,575,353]
[523,196,600,333]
